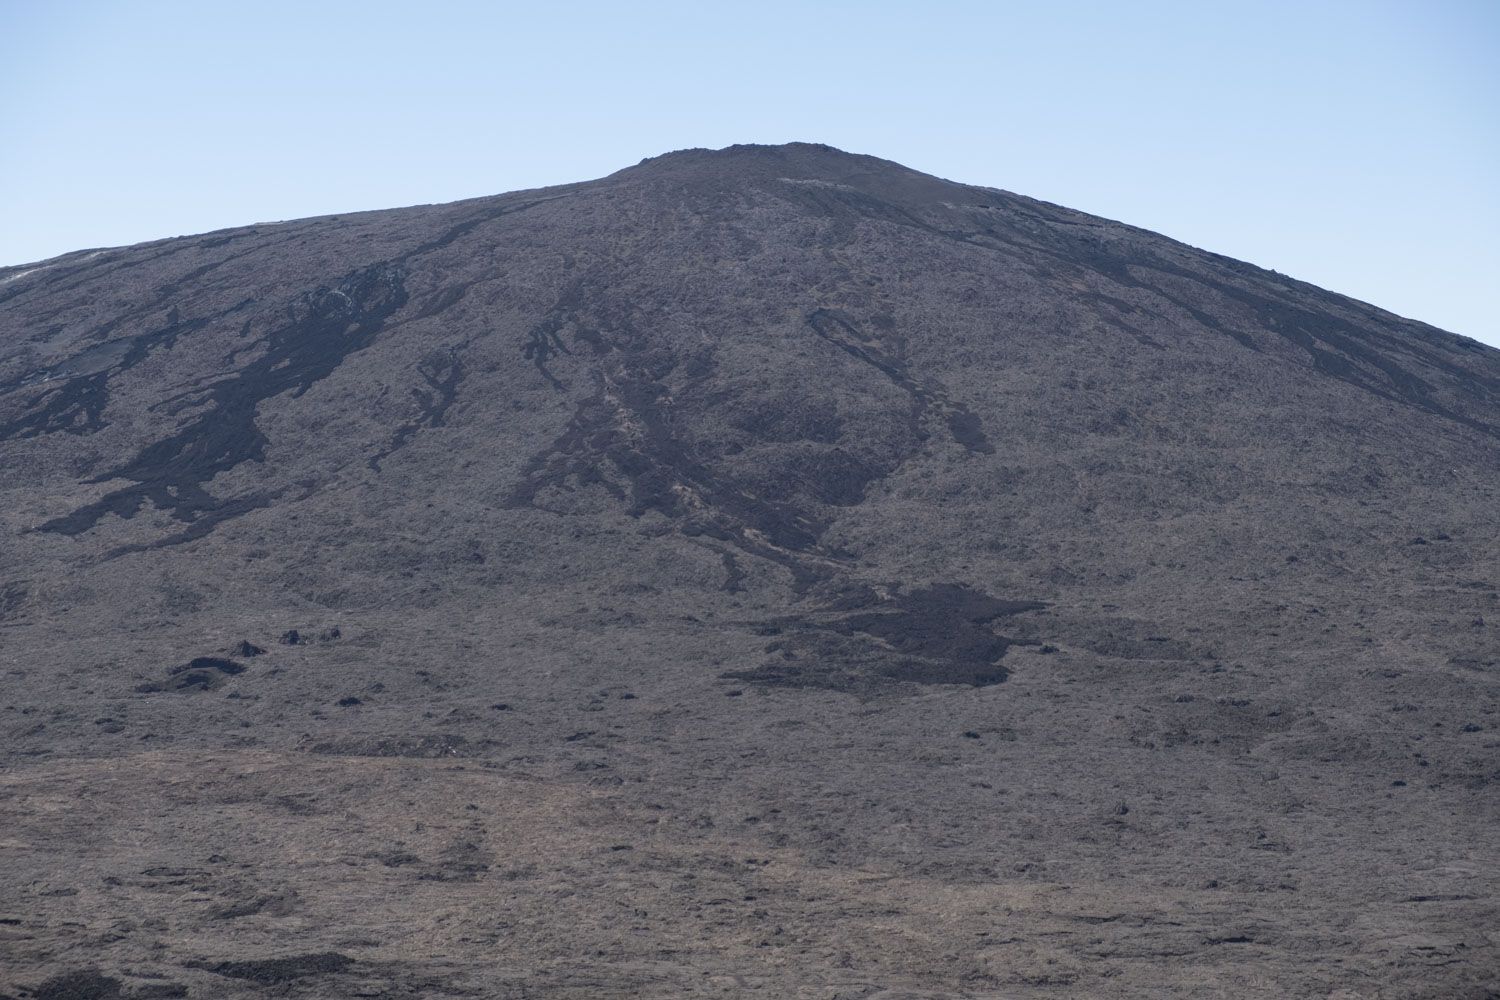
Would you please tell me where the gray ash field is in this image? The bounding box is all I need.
[1,143,1497,998]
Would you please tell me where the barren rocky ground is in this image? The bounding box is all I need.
[1,143,1497,997]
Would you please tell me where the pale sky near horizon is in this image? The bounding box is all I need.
[2,1,1496,347]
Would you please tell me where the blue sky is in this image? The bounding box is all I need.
[2,0,1496,346]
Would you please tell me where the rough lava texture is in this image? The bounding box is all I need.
[1,143,1497,998]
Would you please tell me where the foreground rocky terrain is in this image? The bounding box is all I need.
[1,143,1497,997]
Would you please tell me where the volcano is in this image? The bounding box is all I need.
[2,143,1497,997]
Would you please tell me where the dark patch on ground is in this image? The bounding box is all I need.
[137,674,218,695]
[718,549,746,593]
[729,393,842,444]
[192,952,352,984]
[1,195,558,494]
[206,889,300,920]
[522,279,587,389]
[135,673,213,694]
[0,581,26,622]
[1075,631,1197,662]
[171,657,245,675]
[136,656,246,694]
[34,263,409,547]
[0,228,296,316]
[0,301,253,441]
[31,970,122,1000]
[727,583,1045,693]
[801,185,1499,439]
[418,839,495,882]
[369,347,466,471]
[506,289,1000,597]
[505,303,837,591]
[838,584,1044,676]
[1113,259,1500,438]
[806,309,995,456]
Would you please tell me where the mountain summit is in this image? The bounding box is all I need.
[2,145,1497,996]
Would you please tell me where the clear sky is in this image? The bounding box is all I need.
[2,0,1496,346]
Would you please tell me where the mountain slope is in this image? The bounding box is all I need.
[2,143,1497,998]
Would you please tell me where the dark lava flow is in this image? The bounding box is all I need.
[369,347,466,472]
[4,195,561,552]
[727,584,1046,692]
[191,953,354,984]
[806,309,994,455]
[504,287,1046,689]
[508,295,999,588]
[34,263,408,546]
[790,184,1500,440]
[0,301,254,441]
